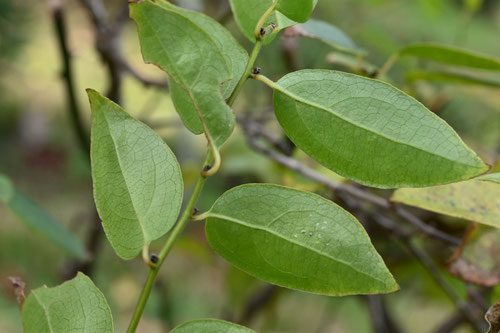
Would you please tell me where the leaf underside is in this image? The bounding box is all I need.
[131,0,246,147]
[89,89,183,260]
[273,69,488,188]
[206,184,398,296]
[22,273,113,333]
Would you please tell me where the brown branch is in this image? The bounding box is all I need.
[366,295,401,333]
[238,115,461,246]
[368,214,487,332]
[51,0,89,156]
[238,284,280,326]
[78,0,167,103]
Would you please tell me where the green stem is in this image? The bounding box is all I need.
[127,3,279,330]
[253,0,281,40]
[227,40,263,106]
[127,153,211,333]
[252,74,280,91]
[376,53,400,79]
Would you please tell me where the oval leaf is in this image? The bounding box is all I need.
[172,319,255,333]
[272,69,488,188]
[391,179,500,227]
[22,273,113,333]
[297,19,366,55]
[399,43,500,70]
[155,1,248,135]
[206,184,398,295]
[130,0,243,147]
[0,173,86,259]
[89,89,183,260]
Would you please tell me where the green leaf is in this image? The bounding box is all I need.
[229,0,317,43]
[130,0,244,147]
[22,273,113,333]
[0,173,14,202]
[391,179,500,227]
[155,1,248,136]
[88,89,183,260]
[0,174,86,259]
[399,43,500,70]
[172,319,256,333]
[297,19,366,55]
[271,69,488,188]
[205,184,398,295]
[276,0,315,23]
[406,70,500,88]
[477,173,500,184]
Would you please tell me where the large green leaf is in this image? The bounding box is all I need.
[205,184,398,295]
[297,19,366,55]
[172,319,255,333]
[88,89,183,260]
[229,0,317,43]
[391,179,500,227]
[399,43,500,70]
[22,273,113,333]
[130,0,242,147]
[271,69,488,188]
[0,174,86,259]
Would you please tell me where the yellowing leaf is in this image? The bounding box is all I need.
[391,179,500,227]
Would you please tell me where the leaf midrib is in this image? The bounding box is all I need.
[208,212,390,286]
[275,83,482,170]
[100,112,147,245]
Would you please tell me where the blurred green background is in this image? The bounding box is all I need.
[1,0,499,332]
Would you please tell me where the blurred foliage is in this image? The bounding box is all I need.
[0,0,499,332]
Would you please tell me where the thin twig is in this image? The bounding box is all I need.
[51,0,89,156]
[78,0,167,103]
[238,116,461,246]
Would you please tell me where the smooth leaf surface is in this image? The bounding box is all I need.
[0,174,86,259]
[206,184,398,295]
[297,19,366,55]
[391,179,500,227]
[276,0,315,23]
[477,173,500,184]
[229,0,317,43]
[406,70,500,88]
[272,69,488,188]
[172,319,256,333]
[399,43,500,70]
[22,273,113,333]
[89,89,183,260]
[131,0,243,147]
